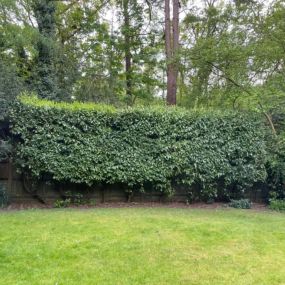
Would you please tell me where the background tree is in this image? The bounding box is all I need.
[165,0,179,105]
[0,0,284,113]
[31,0,60,99]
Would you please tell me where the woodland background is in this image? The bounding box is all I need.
[1,0,284,113]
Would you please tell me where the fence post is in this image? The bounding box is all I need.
[8,158,12,195]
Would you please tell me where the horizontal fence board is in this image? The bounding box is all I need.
[0,163,267,204]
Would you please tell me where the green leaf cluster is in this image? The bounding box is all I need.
[228,199,252,209]
[266,134,285,200]
[269,199,285,212]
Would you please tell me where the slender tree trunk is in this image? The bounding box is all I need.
[172,0,179,103]
[165,0,173,104]
[165,0,179,105]
[123,0,132,104]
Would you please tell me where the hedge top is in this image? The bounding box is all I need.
[19,92,117,113]
[18,92,256,118]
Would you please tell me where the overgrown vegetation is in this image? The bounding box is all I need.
[269,199,285,212]
[54,192,95,208]
[54,198,71,208]
[0,62,22,163]
[228,199,252,209]
[10,94,268,201]
[266,137,285,200]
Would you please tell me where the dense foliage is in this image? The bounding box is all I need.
[266,137,285,200]
[228,199,252,209]
[0,42,24,163]
[269,198,285,212]
[10,94,268,201]
[0,62,24,121]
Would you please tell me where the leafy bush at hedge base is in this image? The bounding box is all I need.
[10,94,268,201]
[229,199,252,209]
[269,199,285,211]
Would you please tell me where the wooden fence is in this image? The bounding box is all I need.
[0,161,268,204]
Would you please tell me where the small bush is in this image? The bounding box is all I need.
[229,199,252,209]
[54,198,71,208]
[54,192,93,207]
[88,199,96,206]
[269,199,285,211]
[64,191,85,205]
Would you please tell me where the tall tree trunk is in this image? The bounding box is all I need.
[123,0,132,104]
[172,0,179,104]
[165,0,179,105]
[165,0,173,104]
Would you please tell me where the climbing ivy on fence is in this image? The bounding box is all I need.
[10,93,268,200]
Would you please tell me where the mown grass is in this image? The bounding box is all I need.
[0,208,285,285]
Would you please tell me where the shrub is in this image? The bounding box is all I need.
[54,198,71,208]
[10,93,268,201]
[228,199,252,209]
[269,199,285,211]
[64,191,85,205]
[88,199,96,206]
[266,135,285,201]
[54,192,90,208]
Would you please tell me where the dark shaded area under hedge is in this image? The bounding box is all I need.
[9,95,269,202]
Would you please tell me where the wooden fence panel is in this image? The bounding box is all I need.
[0,162,267,204]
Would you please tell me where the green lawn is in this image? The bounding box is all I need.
[1,208,285,285]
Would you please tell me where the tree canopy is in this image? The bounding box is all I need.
[0,0,283,113]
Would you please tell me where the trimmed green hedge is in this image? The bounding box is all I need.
[10,94,268,200]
